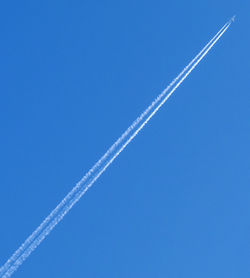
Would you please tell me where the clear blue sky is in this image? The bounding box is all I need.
[0,1,249,277]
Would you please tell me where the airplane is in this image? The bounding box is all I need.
[231,15,236,22]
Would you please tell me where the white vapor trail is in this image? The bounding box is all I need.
[0,19,230,276]
[0,18,233,278]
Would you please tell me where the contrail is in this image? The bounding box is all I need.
[0,19,230,276]
[0,17,233,278]
[0,21,230,278]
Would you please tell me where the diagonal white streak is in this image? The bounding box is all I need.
[0,20,230,276]
[0,21,229,277]
[0,19,232,278]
